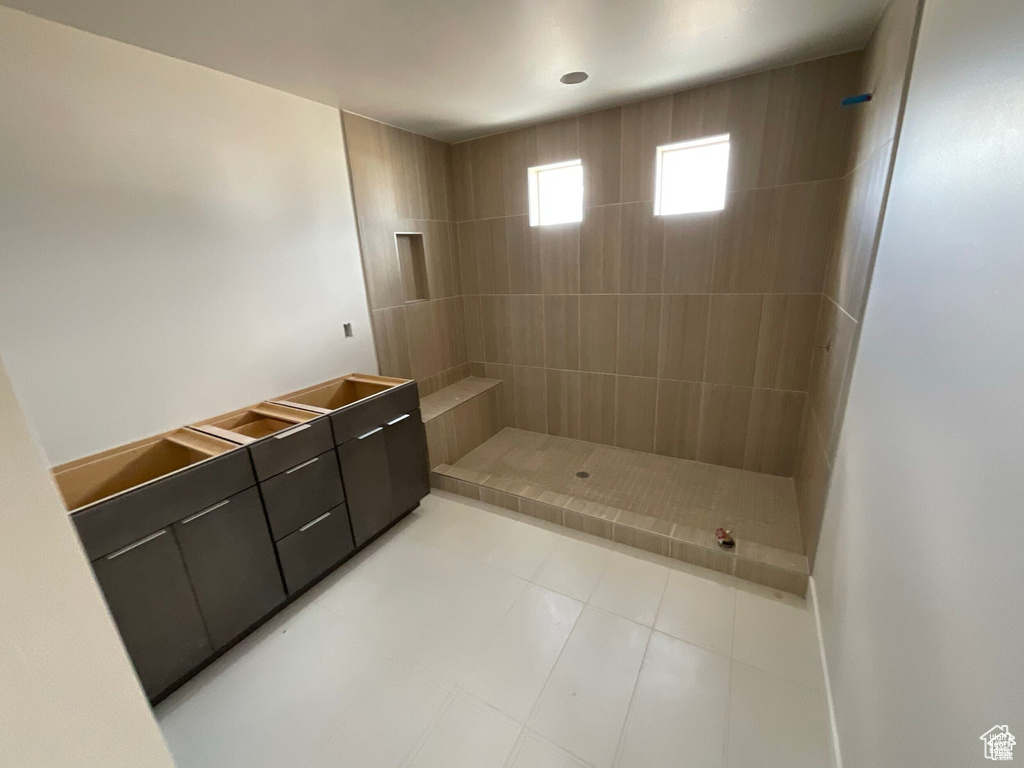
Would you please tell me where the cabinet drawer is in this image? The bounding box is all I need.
[260,450,345,540]
[74,448,255,561]
[247,417,333,482]
[276,504,355,594]
[329,380,419,445]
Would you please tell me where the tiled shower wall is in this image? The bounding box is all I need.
[341,113,468,397]
[795,0,921,563]
[451,52,862,476]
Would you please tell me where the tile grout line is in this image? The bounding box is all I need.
[611,569,672,768]
[722,581,741,768]
[609,624,656,768]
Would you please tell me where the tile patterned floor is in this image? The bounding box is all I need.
[157,492,832,768]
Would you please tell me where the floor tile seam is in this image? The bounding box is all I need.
[610,624,656,768]
[397,689,460,768]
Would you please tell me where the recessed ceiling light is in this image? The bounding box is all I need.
[560,71,588,85]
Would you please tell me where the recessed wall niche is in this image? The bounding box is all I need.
[395,232,428,303]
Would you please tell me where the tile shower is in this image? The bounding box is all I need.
[342,0,918,593]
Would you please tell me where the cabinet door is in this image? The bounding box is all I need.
[337,428,393,546]
[383,410,429,522]
[91,529,212,699]
[173,487,286,649]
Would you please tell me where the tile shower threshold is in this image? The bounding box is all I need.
[429,428,810,596]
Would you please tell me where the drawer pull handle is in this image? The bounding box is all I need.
[299,512,331,532]
[181,499,230,525]
[276,423,312,440]
[387,414,410,425]
[285,457,319,474]
[358,427,383,440]
[106,530,166,560]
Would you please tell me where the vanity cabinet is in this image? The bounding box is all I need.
[173,486,285,649]
[384,410,430,522]
[337,427,394,546]
[90,526,213,699]
[278,375,429,545]
[54,373,430,702]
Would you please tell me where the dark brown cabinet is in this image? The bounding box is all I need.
[173,487,285,649]
[384,410,429,522]
[337,427,394,546]
[276,503,356,593]
[91,528,213,699]
[60,374,431,702]
[259,450,346,540]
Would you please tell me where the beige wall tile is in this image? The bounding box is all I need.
[371,306,412,379]
[480,294,513,364]
[513,365,548,432]
[538,224,580,294]
[654,379,702,459]
[405,299,442,380]
[506,215,543,294]
[744,389,804,476]
[535,116,579,165]
[580,205,621,293]
[579,107,622,207]
[426,138,454,221]
[807,298,858,457]
[547,369,581,439]
[356,216,403,310]
[671,79,730,143]
[698,383,753,469]
[544,295,579,370]
[765,178,842,294]
[342,113,398,220]
[850,0,916,167]
[510,295,546,367]
[434,296,468,371]
[616,295,661,377]
[825,144,892,319]
[463,294,484,361]
[620,96,673,203]
[614,375,657,452]
[456,221,479,295]
[705,295,763,386]
[661,212,716,293]
[658,295,709,382]
[619,203,664,293]
[451,140,475,222]
[754,294,820,391]
[794,404,830,565]
[502,126,537,217]
[483,362,517,426]
[468,134,505,219]
[471,218,511,295]
[711,187,776,293]
[579,372,616,445]
[579,295,618,374]
[386,125,427,220]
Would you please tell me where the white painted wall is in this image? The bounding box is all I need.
[813,0,1024,765]
[0,355,175,767]
[0,6,377,466]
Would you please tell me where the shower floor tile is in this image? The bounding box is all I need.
[435,428,808,594]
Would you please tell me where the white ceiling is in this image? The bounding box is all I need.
[2,0,887,141]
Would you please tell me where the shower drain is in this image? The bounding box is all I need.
[575,471,589,479]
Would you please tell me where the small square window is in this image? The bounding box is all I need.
[654,134,730,216]
[528,159,583,226]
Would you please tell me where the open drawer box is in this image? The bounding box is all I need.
[273,373,419,445]
[54,429,254,560]
[190,401,333,482]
